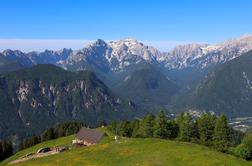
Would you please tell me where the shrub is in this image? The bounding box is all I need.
[242,131,252,152]
[235,144,251,160]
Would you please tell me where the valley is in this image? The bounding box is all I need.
[2,35,252,142]
[1,1,252,165]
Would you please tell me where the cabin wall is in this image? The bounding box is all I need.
[72,139,96,146]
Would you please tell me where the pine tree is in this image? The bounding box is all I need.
[166,120,179,139]
[241,131,252,157]
[228,128,244,147]
[18,141,25,151]
[213,114,228,152]
[41,128,55,141]
[177,112,185,135]
[109,121,118,135]
[56,126,66,137]
[191,120,200,142]
[0,141,3,161]
[31,135,41,146]
[131,120,140,138]
[138,114,155,138]
[118,121,132,137]
[178,113,195,142]
[1,141,7,160]
[153,111,168,139]
[1,140,12,160]
[197,113,216,146]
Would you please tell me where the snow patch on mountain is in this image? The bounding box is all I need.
[159,34,252,69]
[62,38,162,72]
[1,34,252,72]
[242,71,252,90]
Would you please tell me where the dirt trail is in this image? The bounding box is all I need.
[9,150,60,164]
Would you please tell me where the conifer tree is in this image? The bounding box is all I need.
[131,120,140,138]
[41,128,55,141]
[178,113,195,142]
[138,114,155,137]
[166,120,179,139]
[197,113,216,146]
[0,141,3,161]
[1,140,12,160]
[213,114,228,152]
[154,110,168,139]
[109,121,118,135]
[118,121,132,137]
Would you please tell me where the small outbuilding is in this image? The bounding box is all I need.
[72,127,104,146]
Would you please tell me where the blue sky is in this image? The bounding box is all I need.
[0,0,251,51]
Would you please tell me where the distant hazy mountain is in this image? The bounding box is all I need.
[2,35,252,72]
[173,50,252,117]
[158,34,252,69]
[0,53,24,73]
[1,35,252,117]
[0,64,137,140]
[27,48,72,64]
[1,49,33,67]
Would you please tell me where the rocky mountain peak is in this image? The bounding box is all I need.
[92,39,108,47]
[2,35,252,72]
[159,34,252,69]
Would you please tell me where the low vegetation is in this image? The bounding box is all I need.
[1,130,251,166]
[0,121,82,162]
[234,131,252,160]
[19,122,83,150]
[2,111,252,165]
[0,140,13,161]
[0,135,74,165]
[108,111,249,159]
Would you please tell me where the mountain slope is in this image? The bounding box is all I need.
[159,34,252,70]
[115,65,178,110]
[0,54,24,73]
[27,48,72,64]
[0,64,137,140]
[174,50,252,117]
[2,35,252,75]
[63,38,161,72]
[2,35,252,116]
[1,134,251,166]
[2,35,252,88]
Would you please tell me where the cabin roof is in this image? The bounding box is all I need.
[76,127,104,144]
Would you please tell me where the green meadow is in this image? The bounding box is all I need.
[1,130,251,166]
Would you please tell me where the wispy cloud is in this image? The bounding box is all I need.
[0,39,191,53]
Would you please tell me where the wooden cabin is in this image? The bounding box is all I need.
[72,127,104,146]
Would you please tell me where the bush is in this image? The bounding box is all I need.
[242,131,252,152]
[235,144,251,160]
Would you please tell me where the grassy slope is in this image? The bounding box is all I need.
[1,131,252,166]
[0,135,74,166]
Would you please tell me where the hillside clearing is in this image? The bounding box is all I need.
[1,133,251,166]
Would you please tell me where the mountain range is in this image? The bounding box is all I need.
[3,34,252,70]
[1,34,252,140]
[174,50,252,117]
[3,35,252,87]
[2,35,252,97]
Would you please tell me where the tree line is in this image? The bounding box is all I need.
[108,111,251,159]
[0,140,13,161]
[19,121,83,150]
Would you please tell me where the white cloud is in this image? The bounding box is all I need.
[0,39,190,53]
